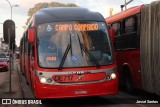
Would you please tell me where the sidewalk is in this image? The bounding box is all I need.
[0,60,24,107]
[0,72,6,87]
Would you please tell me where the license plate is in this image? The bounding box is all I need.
[75,90,88,94]
[52,72,105,83]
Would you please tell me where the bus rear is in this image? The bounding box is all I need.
[26,7,118,98]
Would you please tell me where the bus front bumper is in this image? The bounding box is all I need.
[34,76,118,99]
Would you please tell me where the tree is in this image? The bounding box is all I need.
[25,2,78,27]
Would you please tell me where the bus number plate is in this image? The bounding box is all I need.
[52,75,77,83]
[52,72,105,83]
[75,90,88,94]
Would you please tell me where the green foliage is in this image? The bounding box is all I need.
[25,2,78,26]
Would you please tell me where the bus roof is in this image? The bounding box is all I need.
[35,7,105,24]
[106,5,143,23]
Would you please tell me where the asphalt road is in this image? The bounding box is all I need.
[15,61,160,107]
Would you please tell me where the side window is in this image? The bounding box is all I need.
[28,43,31,55]
[110,22,125,50]
[30,45,34,61]
[111,22,121,36]
[31,46,34,57]
[123,16,139,49]
[124,17,137,34]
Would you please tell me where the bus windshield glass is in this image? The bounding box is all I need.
[37,21,113,68]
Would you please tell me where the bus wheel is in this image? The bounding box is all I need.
[124,68,134,93]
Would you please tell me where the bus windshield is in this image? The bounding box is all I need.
[37,21,113,68]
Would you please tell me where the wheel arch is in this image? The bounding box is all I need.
[122,63,133,81]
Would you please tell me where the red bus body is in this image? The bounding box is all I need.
[106,5,143,90]
[19,7,118,98]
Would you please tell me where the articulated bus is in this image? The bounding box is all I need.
[19,7,118,98]
[106,1,160,95]
[106,5,143,93]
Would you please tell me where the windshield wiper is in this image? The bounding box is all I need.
[77,34,100,68]
[58,34,72,70]
[58,44,71,70]
[70,34,73,57]
[78,35,83,56]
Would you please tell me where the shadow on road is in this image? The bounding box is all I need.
[38,97,122,107]
[120,85,160,99]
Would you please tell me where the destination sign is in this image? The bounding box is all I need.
[55,24,99,32]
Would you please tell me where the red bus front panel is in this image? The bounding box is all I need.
[31,65,118,98]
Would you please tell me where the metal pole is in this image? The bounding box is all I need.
[11,6,12,20]
[126,0,134,5]
[6,0,12,19]
[12,43,14,71]
[8,29,11,93]
[125,0,127,10]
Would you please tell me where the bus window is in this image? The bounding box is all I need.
[110,22,125,50]
[124,17,137,34]
[31,46,34,57]
[111,22,121,36]
[123,16,138,49]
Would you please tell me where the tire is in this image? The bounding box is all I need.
[125,75,134,93]
[124,68,134,94]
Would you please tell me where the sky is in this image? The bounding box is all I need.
[0,0,156,46]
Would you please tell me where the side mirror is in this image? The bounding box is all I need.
[109,28,115,41]
[28,28,35,43]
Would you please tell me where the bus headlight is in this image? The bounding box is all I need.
[39,77,53,84]
[40,77,47,83]
[111,73,116,79]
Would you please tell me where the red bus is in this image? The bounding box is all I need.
[19,7,118,98]
[106,5,143,93]
[106,2,160,95]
